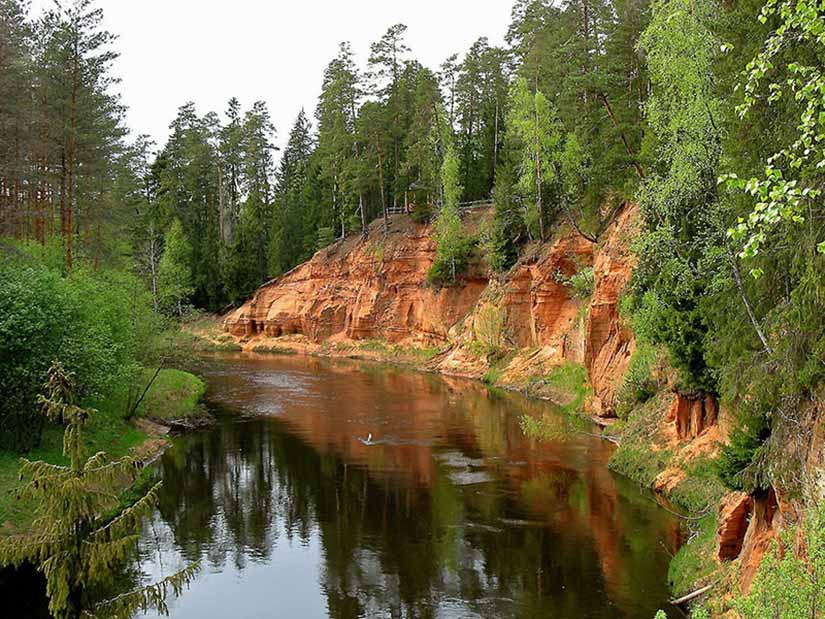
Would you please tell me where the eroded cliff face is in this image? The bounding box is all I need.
[224,216,488,345]
[224,204,640,419]
[584,205,639,416]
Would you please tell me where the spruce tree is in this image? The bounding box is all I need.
[0,363,198,619]
[429,141,468,284]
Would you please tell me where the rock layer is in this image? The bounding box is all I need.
[667,393,719,440]
[585,205,639,416]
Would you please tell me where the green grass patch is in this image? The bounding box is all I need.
[609,392,672,484]
[670,457,727,514]
[668,513,719,598]
[0,388,146,530]
[483,367,503,386]
[524,362,591,415]
[172,329,242,352]
[609,392,725,513]
[358,339,390,353]
[356,339,443,362]
[251,344,297,355]
[133,369,206,422]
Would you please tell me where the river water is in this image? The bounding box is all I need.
[130,353,681,619]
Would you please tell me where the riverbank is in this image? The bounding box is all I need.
[0,368,207,532]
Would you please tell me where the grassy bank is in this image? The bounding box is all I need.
[0,368,205,531]
[607,391,726,598]
[133,368,206,422]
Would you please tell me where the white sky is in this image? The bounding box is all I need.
[30,0,513,154]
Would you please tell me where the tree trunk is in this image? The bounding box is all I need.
[377,143,389,234]
[598,92,644,179]
[149,228,159,312]
[730,251,772,354]
[66,43,79,271]
[534,91,545,241]
[359,193,368,239]
[493,102,499,185]
[60,151,67,257]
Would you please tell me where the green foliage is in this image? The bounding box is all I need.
[482,367,503,386]
[157,219,194,316]
[484,172,525,272]
[132,369,206,423]
[0,245,154,451]
[615,342,664,418]
[734,503,825,619]
[508,77,563,240]
[716,414,771,492]
[316,227,336,251]
[608,392,674,486]
[410,203,433,223]
[473,304,507,356]
[0,364,198,619]
[524,362,591,416]
[429,143,474,285]
[554,266,595,299]
[671,457,727,513]
[632,0,724,393]
[723,0,825,265]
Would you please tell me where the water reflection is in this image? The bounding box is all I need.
[132,354,680,619]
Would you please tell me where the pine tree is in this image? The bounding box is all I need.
[237,100,276,286]
[315,43,361,239]
[403,68,447,209]
[368,24,411,210]
[0,363,198,619]
[270,109,314,274]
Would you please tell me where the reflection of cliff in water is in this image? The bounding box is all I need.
[136,354,680,619]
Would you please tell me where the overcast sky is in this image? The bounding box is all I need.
[30,0,513,154]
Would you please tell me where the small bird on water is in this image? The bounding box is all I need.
[358,433,374,446]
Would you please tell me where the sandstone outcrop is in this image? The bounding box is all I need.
[223,205,641,419]
[584,204,639,416]
[224,216,487,345]
[667,393,719,440]
[717,491,753,561]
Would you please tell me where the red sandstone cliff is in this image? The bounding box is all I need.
[224,216,488,344]
[585,205,639,416]
[223,204,641,418]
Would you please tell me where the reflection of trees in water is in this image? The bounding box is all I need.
[149,407,678,619]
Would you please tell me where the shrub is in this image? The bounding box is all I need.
[715,413,771,492]
[615,343,663,418]
[427,235,475,285]
[568,267,595,298]
[0,245,151,451]
[553,266,595,299]
[473,304,506,356]
[316,227,336,250]
[410,203,433,223]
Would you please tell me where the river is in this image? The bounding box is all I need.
[136,353,681,619]
[2,352,683,618]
